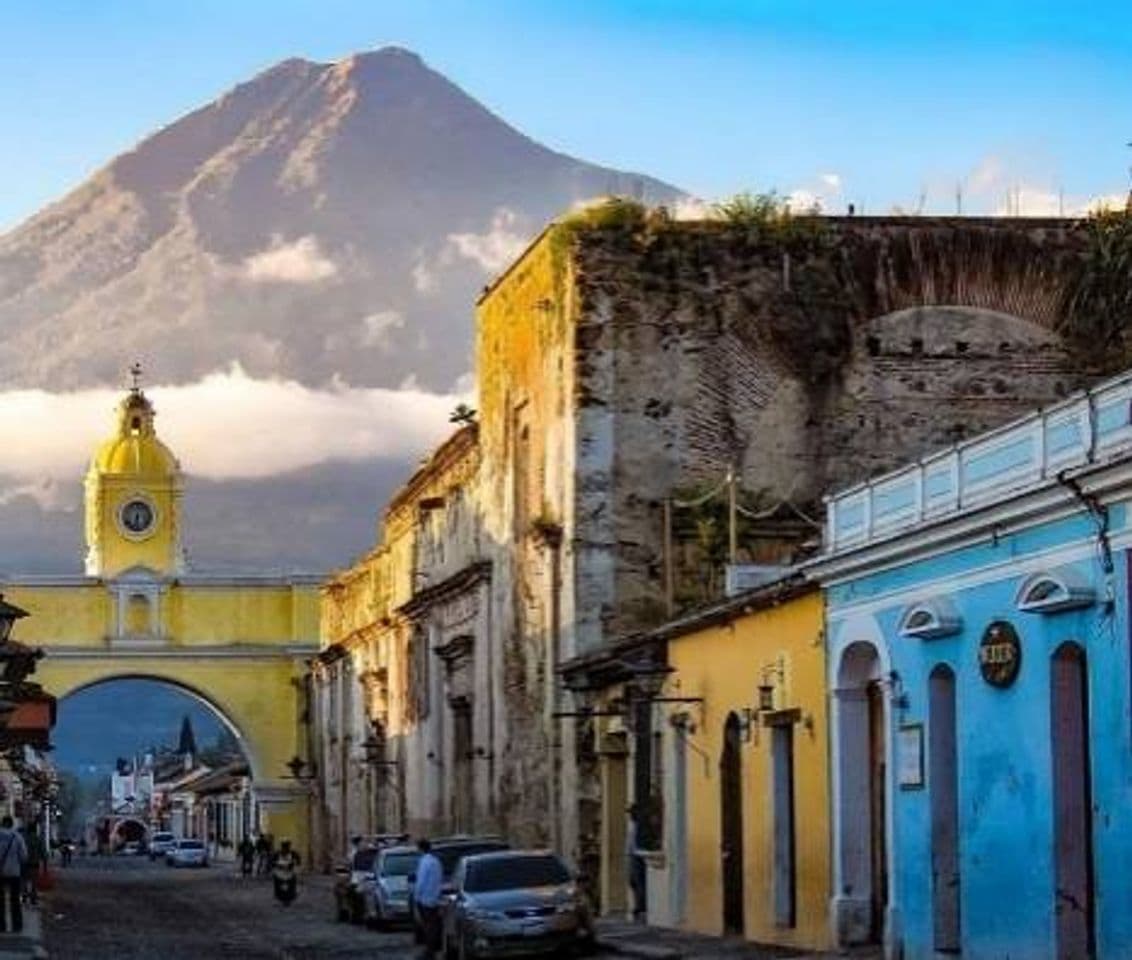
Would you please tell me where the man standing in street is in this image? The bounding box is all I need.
[0,817,27,934]
[415,838,443,960]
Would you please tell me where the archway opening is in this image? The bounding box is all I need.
[53,677,258,861]
[833,640,888,947]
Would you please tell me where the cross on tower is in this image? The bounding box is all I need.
[129,362,143,392]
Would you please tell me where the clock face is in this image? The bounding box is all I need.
[120,499,155,535]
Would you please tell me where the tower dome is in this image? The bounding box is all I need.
[84,371,185,578]
[92,388,180,477]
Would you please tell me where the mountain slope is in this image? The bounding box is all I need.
[0,47,680,391]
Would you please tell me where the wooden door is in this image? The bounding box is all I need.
[867,682,888,944]
[929,666,961,953]
[720,713,745,935]
[1052,644,1095,959]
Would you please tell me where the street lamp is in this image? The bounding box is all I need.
[284,755,317,782]
[0,596,28,645]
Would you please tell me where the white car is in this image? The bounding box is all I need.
[166,838,209,868]
[149,832,176,860]
[364,845,420,928]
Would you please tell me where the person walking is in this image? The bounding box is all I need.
[0,818,27,934]
[415,838,443,960]
[19,824,43,907]
[237,836,255,877]
[271,840,300,906]
[254,833,270,877]
[626,804,647,923]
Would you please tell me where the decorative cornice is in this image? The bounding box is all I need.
[399,561,491,618]
[43,644,316,661]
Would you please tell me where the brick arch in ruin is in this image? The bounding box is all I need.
[745,217,1095,382]
[718,218,1110,498]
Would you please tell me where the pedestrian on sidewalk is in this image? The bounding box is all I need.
[20,824,44,907]
[238,836,255,877]
[415,838,443,960]
[272,840,300,906]
[626,803,647,923]
[0,817,27,934]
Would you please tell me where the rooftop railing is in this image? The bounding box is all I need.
[824,370,1132,553]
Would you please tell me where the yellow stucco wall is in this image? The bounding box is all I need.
[5,582,319,647]
[667,589,831,951]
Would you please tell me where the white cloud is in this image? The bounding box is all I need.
[0,478,75,512]
[446,209,530,274]
[671,196,717,221]
[412,259,435,293]
[243,235,338,284]
[0,365,469,487]
[359,310,405,349]
[819,173,842,191]
[963,154,1126,216]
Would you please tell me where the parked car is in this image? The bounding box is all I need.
[441,851,593,960]
[166,838,209,868]
[148,832,176,861]
[363,844,420,929]
[334,846,380,923]
[409,837,510,942]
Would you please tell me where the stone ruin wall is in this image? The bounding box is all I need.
[568,218,1099,635]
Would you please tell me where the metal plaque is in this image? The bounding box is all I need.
[979,620,1022,688]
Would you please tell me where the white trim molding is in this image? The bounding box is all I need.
[1015,566,1096,614]
[898,597,962,640]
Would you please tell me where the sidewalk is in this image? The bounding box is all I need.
[595,918,882,960]
[0,905,46,959]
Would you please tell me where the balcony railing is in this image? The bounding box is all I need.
[824,370,1132,553]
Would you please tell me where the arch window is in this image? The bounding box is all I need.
[898,599,962,640]
[1015,567,1095,614]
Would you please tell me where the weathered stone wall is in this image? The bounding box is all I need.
[566,217,1097,638]
[474,231,575,850]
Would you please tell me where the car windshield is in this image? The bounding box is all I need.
[153,833,173,842]
[179,841,204,850]
[464,855,571,893]
[382,852,420,876]
[438,842,508,876]
[351,849,378,870]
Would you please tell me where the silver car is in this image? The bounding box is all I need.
[441,851,593,959]
[364,845,421,928]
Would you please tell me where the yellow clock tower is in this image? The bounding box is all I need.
[84,376,185,578]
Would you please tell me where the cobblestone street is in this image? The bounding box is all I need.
[43,856,416,959]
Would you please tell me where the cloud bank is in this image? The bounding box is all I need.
[242,235,339,283]
[447,209,530,273]
[0,366,467,488]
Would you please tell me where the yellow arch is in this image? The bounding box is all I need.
[40,655,312,853]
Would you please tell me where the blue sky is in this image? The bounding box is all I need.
[2,0,1131,229]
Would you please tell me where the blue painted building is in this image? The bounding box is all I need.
[814,372,1132,959]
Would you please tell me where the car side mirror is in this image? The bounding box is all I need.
[407,873,416,884]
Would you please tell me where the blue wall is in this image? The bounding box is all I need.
[828,509,1132,959]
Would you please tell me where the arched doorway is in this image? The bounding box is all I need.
[720,711,745,936]
[833,640,889,947]
[1051,642,1095,959]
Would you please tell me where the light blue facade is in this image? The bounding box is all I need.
[819,372,1132,959]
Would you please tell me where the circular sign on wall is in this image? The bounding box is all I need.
[979,620,1022,688]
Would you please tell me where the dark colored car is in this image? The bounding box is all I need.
[335,846,380,923]
[409,837,510,942]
